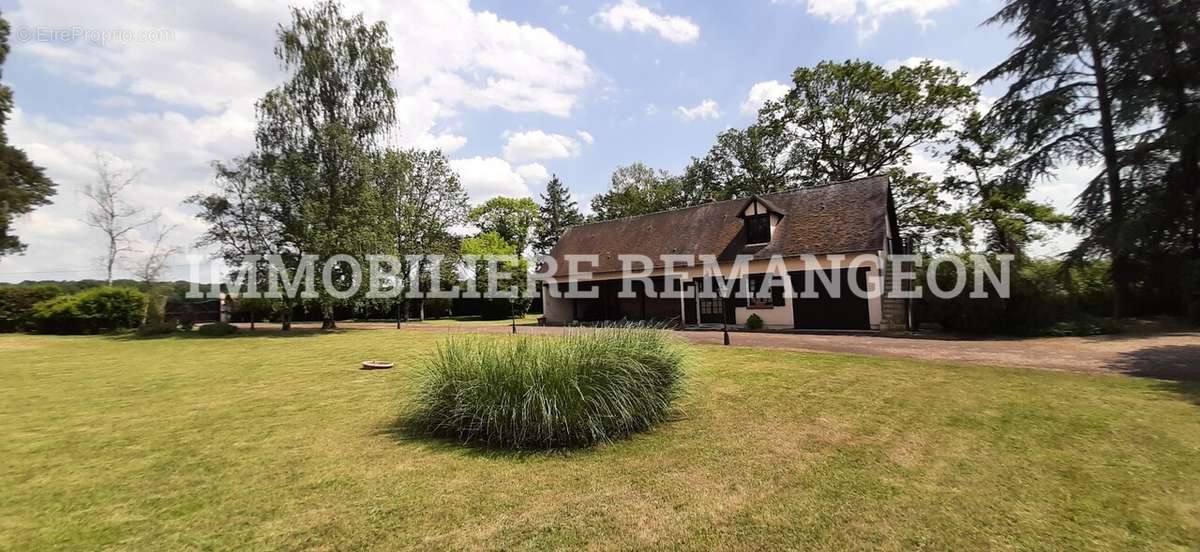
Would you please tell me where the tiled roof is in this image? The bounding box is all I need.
[543,175,891,276]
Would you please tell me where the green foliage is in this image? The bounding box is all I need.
[534,175,583,253]
[460,231,515,258]
[887,169,971,252]
[680,60,977,249]
[408,327,687,449]
[944,111,1069,256]
[590,162,693,221]
[682,124,797,201]
[978,0,1187,316]
[378,148,468,301]
[0,15,57,257]
[254,0,398,327]
[745,313,764,330]
[1185,259,1200,324]
[767,59,977,182]
[136,321,177,337]
[0,284,61,332]
[477,298,529,321]
[460,232,529,318]
[30,287,146,334]
[197,322,239,337]
[468,196,539,253]
[920,256,1117,335]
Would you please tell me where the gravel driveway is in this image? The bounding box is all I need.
[401,324,1200,380]
[235,321,1200,380]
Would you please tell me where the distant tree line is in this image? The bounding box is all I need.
[4,0,1197,333]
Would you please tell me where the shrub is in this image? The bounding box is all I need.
[0,285,62,332]
[478,298,530,320]
[745,313,764,330]
[408,326,687,449]
[136,321,177,337]
[30,287,146,334]
[918,256,1120,335]
[197,322,239,336]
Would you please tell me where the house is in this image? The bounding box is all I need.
[538,175,910,332]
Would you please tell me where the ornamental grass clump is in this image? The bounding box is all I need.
[408,326,686,449]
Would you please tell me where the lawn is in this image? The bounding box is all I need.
[2,330,1199,550]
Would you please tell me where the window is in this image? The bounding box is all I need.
[699,298,723,315]
[746,214,771,244]
[745,274,785,309]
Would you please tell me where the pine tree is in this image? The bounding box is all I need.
[981,0,1141,316]
[534,175,583,253]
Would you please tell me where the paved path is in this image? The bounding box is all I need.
[238,321,1200,380]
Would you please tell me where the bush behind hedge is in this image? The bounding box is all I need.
[408,326,687,449]
[30,287,146,334]
[0,285,62,332]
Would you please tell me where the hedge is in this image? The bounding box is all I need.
[30,287,146,334]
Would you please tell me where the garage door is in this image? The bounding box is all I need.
[790,267,870,330]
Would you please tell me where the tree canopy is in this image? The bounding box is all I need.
[591,163,694,221]
[254,0,397,327]
[0,16,56,259]
[469,196,539,254]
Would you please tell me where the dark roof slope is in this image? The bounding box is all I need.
[543,175,890,276]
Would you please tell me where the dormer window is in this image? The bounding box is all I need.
[738,195,785,245]
[746,214,771,244]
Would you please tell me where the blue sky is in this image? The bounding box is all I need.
[0,0,1086,282]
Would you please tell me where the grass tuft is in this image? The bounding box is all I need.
[407,326,687,449]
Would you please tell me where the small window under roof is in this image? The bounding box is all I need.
[746,214,770,244]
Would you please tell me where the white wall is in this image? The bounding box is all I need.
[540,252,884,330]
[542,288,574,325]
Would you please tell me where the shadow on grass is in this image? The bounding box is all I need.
[1105,345,1200,406]
[376,411,687,460]
[375,415,576,460]
[108,326,378,341]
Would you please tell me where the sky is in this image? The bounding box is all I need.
[0,0,1092,283]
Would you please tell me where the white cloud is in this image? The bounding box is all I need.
[516,163,550,185]
[675,99,721,121]
[449,157,532,202]
[1,0,592,281]
[93,96,137,109]
[800,0,957,41]
[591,0,700,44]
[575,130,595,145]
[740,80,790,115]
[645,103,659,116]
[501,130,584,162]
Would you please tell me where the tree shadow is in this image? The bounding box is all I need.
[374,415,576,460]
[1105,345,1200,406]
[375,410,687,460]
[108,326,377,341]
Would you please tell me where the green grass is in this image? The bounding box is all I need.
[409,328,686,448]
[2,330,1199,550]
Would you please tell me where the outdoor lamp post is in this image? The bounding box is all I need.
[720,309,729,345]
